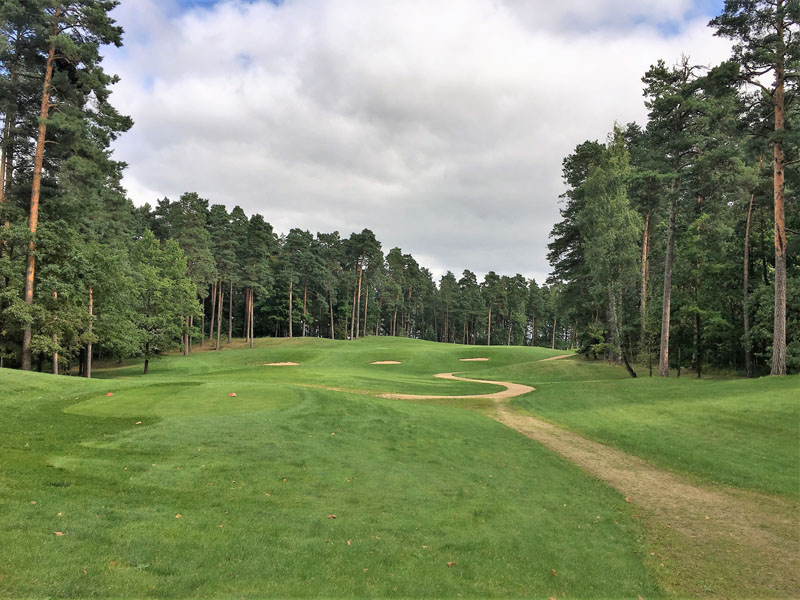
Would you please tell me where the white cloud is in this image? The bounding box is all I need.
[104,0,731,283]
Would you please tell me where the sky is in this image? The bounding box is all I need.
[103,0,731,284]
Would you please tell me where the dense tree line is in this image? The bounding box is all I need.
[548,0,798,375]
[0,4,561,375]
[1,1,795,376]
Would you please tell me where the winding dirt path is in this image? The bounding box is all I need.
[539,353,573,361]
[492,402,799,598]
[373,370,798,597]
[379,372,534,400]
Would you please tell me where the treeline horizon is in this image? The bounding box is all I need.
[1,0,797,376]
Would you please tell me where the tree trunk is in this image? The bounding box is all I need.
[771,13,787,375]
[288,275,293,338]
[329,286,335,340]
[249,288,254,348]
[243,287,249,340]
[183,315,189,356]
[658,200,677,377]
[86,286,93,378]
[362,280,369,337]
[209,281,218,343]
[375,298,382,336]
[640,211,651,352]
[215,282,223,350]
[302,282,307,337]
[743,156,762,378]
[188,315,193,353]
[551,315,557,350]
[21,7,59,371]
[200,300,205,346]
[228,281,233,343]
[52,290,58,375]
[349,281,357,340]
[355,258,363,339]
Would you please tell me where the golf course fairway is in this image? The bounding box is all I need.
[1,337,797,598]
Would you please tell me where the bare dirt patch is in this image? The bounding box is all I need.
[371,360,402,365]
[380,373,534,400]
[539,354,573,361]
[459,357,489,362]
[493,403,800,598]
[263,362,300,366]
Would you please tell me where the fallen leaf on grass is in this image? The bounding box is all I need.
[135,421,142,425]
[106,393,113,397]
[109,561,117,565]
[625,497,631,503]
[229,393,237,397]
[29,501,36,505]
[82,568,88,575]
[217,524,224,528]
[327,514,337,519]
[346,540,352,545]
[551,569,557,576]
[175,514,182,519]
[54,531,63,536]
[447,562,456,568]
[57,512,62,517]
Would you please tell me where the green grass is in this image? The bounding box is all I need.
[0,338,658,598]
[1,336,797,597]
[508,358,800,498]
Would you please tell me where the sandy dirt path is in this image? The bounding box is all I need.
[379,372,534,400]
[539,354,574,361]
[492,401,800,598]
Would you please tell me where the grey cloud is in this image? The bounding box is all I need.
[105,0,731,285]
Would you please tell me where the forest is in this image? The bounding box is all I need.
[0,0,797,376]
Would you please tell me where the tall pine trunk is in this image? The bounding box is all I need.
[486,306,492,346]
[771,14,787,375]
[302,283,307,337]
[551,315,557,349]
[288,276,293,338]
[328,286,335,340]
[51,290,58,374]
[744,168,759,377]
[215,282,223,350]
[355,258,363,339]
[209,281,218,344]
[21,7,59,371]
[640,211,651,352]
[362,280,369,337]
[228,281,233,343]
[86,286,93,378]
[658,200,677,377]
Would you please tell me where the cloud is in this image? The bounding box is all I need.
[104,0,731,283]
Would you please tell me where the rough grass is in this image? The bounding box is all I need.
[508,358,800,499]
[0,338,659,598]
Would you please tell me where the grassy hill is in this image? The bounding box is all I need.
[1,337,797,598]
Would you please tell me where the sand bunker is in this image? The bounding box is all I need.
[263,362,300,366]
[539,354,573,362]
[380,373,533,400]
[459,357,489,362]
[371,360,402,365]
